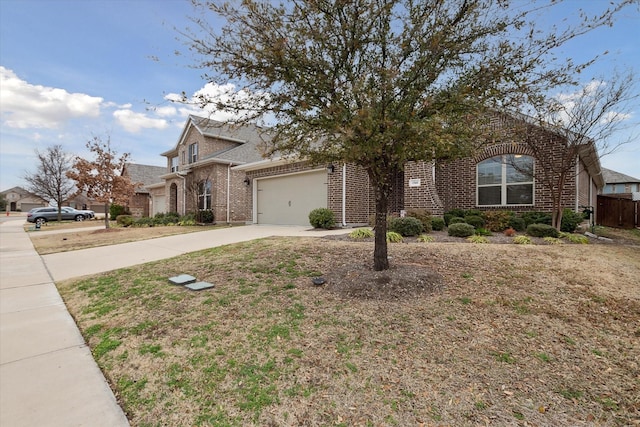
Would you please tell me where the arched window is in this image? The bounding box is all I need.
[477,155,534,206]
[198,180,212,210]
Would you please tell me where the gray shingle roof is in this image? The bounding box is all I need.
[602,167,640,184]
[123,163,166,193]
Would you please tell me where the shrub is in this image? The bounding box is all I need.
[133,217,154,227]
[199,209,215,224]
[431,217,445,231]
[475,227,492,236]
[464,215,486,229]
[561,209,583,233]
[448,222,475,237]
[110,204,129,220]
[448,216,466,225]
[417,234,434,243]
[508,216,526,232]
[527,223,559,238]
[484,210,514,231]
[444,209,465,225]
[514,235,532,245]
[560,232,589,244]
[406,209,432,233]
[521,211,551,227]
[386,231,403,243]
[388,216,423,236]
[543,237,563,245]
[503,227,516,237]
[309,208,336,229]
[349,228,374,239]
[465,209,484,218]
[116,214,134,227]
[468,235,489,244]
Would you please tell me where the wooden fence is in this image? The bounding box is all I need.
[596,195,638,229]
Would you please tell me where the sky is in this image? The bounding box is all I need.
[1,0,639,193]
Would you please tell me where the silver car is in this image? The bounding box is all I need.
[26,207,94,224]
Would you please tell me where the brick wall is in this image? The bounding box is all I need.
[404,161,444,215]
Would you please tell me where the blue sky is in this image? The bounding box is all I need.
[1,0,639,193]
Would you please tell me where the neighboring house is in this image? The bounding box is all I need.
[0,186,48,212]
[155,114,603,227]
[121,163,166,217]
[601,168,640,195]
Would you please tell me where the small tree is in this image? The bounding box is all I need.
[67,136,137,228]
[516,72,638,230]
[182,0,632,270]
[23,145,75,221]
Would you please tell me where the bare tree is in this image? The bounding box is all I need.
[516,72,638,230]
[181,0,633,270]
[67,136,137,228]
[23,144,75,221]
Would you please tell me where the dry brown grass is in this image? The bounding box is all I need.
[57,236,640,427]
[28,223,218,255]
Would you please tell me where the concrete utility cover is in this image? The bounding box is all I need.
[185,281,214,291]
[168,274,196,285]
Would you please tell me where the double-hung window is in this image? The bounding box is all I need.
[171,156,179,173]
[188,143,198,164]
[198,180,212,210]
[477,155,534,206]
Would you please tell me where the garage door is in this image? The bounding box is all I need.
[257,170,327,225]
[152,195,166,216]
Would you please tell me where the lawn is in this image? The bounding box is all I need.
[27,221,227,255]
[55,235,640,426]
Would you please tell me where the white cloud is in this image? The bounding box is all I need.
[113,108,169,133]
[0,66,103,129]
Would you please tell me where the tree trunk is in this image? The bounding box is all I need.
[104,203,110,229]
[373,188,389,271]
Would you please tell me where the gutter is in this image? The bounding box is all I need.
[227,165,231,223]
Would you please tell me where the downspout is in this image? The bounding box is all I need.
[342,163,347,227]
[575,155,580,211]
[227,165,231,223]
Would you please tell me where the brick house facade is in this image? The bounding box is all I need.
[151,114,603,226]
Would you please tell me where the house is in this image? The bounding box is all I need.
[0,186,48,212]
[121,163,166,217]
[154,114,603,226]
[601,168,640,195]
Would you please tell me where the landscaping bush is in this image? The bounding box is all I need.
[388,216,423,236]
[116,214,134,227]
[484,210,514,231]
[560,209,583,233]
[406,209,432,233]
[133,217,154,227]
[154,212,181,225]
[508,216,526,232]
[110,204,129,220]
[349,228,373,239]
[448,216,466,225]
[431,217,445,231]
[521,211,551,227]
[309,208,336,229]
[527,223,559,238]
[468,235,489,244]
[417,234,434,243]
[444,208,465,225]
[447,222,475,237]
[474,227,492,236]
[464,215,485,229]
[386,231,403,243]
[465,209,483,218]
[514,235,532,245]
[199,209,215,224]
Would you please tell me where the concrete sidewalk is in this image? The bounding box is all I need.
[1,219,350,425]
[0,218,130,427]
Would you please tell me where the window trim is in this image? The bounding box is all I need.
[188,143,198,164]
[477,154,535,207]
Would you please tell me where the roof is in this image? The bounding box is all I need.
[602,167,640,184]
[123,163,166,193]
[160,115,270,162]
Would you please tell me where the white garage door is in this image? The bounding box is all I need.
[152,195,166,216]
[257,170,327,226]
